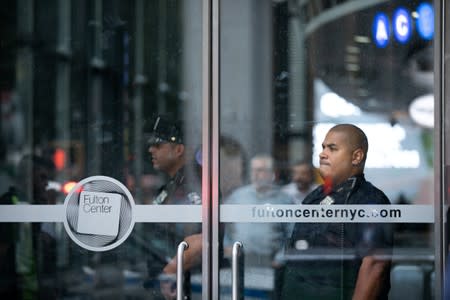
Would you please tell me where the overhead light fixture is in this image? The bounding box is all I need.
[345,55,359,63]
[346,45,360,53]
[354,35,371,43]
[409,94,434,128]
[345,64,360,72]
[320,92,361,117]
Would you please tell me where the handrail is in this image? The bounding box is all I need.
[177,241,189,300]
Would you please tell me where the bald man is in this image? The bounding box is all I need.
[280,124,392,300]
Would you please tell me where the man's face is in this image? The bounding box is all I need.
[292,164,313,190]
[319,130,355,186]
[149,143,182,174]
[250,158,273,189]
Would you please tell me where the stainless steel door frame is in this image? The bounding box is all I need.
[201,0,220,299]
[435,1,446,299]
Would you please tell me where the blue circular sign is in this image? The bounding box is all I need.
[393,7,412,44]
[373,13,390,48]
[416,2,434,40]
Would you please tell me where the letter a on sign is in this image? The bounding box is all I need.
[377,20,388,41]
[373,13,389,48]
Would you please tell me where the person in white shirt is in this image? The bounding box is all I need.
[282,160,317,204]
[223,154,293,267]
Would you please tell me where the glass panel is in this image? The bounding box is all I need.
[219,0,435,299]
[0,0,203,299]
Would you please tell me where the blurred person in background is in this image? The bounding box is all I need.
[223,154,293,270]
[219,135,247,199]
[0,137,14,196]
[0,153,59,299]
[282,160,317,204]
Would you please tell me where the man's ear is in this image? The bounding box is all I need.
[175,144,185,157]
[352,148,364,166]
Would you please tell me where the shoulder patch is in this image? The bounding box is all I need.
[153,190,168,205]
[187,192,201,204]
[320,195,335,205]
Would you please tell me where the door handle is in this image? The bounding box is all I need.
[232,241,244,300]
[177,241,189,300]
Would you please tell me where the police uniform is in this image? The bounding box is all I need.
[144,115,201,300]
[280,174,393,300]
[153,167,201,206]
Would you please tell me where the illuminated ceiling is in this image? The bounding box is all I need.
[295,0,433,114]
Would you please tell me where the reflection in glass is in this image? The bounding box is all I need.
[0,0,203,298]
[219,0,434,299]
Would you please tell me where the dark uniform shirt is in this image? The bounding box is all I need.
[152,168,201,205]
[145,167,201,299]
[281,174,393,300]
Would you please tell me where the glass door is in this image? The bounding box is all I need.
[218,0,437,299]
[0,1,206,299]
[0,0,444,300]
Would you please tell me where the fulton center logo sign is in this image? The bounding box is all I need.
[77,191,122,236]
[63,176,135,251]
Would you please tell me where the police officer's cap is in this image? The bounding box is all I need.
[147,115,183,146]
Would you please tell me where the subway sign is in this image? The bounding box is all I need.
[373,2,434,48]
[416,2,434,40]
[393,7,412,44]
[373,13,390,48]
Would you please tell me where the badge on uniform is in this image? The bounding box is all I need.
[320,195,335,205]
[187,192,201,204]
[153,190,168,205]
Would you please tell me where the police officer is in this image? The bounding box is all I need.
[145,115,201,300]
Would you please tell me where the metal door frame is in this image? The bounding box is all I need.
[204,1,447,299]
[201,0,220,299]
[435,1,447,299]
